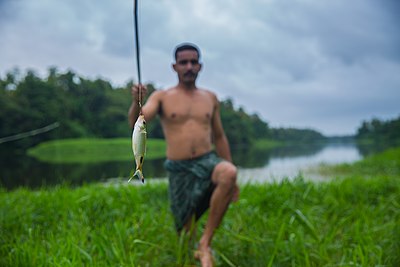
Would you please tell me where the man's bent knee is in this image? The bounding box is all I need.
[212,161,237,186]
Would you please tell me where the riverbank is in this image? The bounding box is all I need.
[25,138,283,164]
[27,138,167,163]
[1,148,399,266]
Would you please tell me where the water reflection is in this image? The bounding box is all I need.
[238,143,362,184]
[0,151,166,190]
[1,142,369,190]
[232,142,326,168]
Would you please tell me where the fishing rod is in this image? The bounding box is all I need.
[133,0,143,111]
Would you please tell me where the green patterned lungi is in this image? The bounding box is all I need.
[164,151,223,231]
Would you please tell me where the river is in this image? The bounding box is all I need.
[0,142,362,190]
[238,143,361,184]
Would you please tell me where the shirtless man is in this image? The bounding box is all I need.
[128,43,239,267]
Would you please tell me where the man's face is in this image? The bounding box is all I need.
[173,50,202,83]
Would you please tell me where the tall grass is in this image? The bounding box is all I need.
[1,148,399,266]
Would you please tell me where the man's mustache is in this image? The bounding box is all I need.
[184,71,196,76]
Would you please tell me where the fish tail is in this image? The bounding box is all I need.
[128,174,134,183]
[127,167,141,183]
[133,169,145,183]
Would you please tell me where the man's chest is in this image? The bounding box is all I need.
[161,95,214,123]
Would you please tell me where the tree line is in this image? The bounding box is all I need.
[356,116,400,147]
[1,68,327,150]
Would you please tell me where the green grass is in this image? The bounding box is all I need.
[27,138,166,163]
[1,148,399,266]
[254,139,281,150]
[27,138,280,164]
[316,146,400,179]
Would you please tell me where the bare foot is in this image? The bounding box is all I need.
[194,246,214,267]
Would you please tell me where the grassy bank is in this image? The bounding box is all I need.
[316,146,400,179]
[253,139,281,150]
[27,138,166,163]
[27,137,281,164]
[1,149,399,266]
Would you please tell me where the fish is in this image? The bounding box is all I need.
[128,114,147,183]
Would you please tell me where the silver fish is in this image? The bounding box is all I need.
[129,114,146,183]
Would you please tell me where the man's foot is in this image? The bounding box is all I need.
[194,246,214,267]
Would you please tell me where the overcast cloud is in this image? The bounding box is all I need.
[1,0,399,135]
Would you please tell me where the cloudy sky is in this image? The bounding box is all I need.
[1,0,399,136]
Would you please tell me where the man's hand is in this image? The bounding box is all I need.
[129,84,148,128]
[131,84,148,102]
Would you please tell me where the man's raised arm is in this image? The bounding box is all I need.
[211,96,232,162]
[128,84,162,128]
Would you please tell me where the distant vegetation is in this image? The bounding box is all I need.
[356,116,400,147]
[270,127,326,144]
[0,68,328,150]
[2,68,398,151]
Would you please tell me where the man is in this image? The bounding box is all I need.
[128,43,239,267]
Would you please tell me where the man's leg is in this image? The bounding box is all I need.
[182,215,197,249]
[195,161,238,267]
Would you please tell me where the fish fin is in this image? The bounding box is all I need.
[127,166,138,183]
[133,169,145,183]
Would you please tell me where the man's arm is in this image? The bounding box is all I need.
[128,85,162,128]
[211,95,232,162]
[212,93,240,203]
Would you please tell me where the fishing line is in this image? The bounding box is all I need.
[133,0,143,112]
[0,122,60,144]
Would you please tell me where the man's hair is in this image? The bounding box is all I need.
[174,43,201,61]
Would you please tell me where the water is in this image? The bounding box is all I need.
[238,143,361,184]
[0,142,362,190]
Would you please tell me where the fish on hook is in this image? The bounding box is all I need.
[129,114,147,183]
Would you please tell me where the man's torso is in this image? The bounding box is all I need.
[158,87,216,160]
